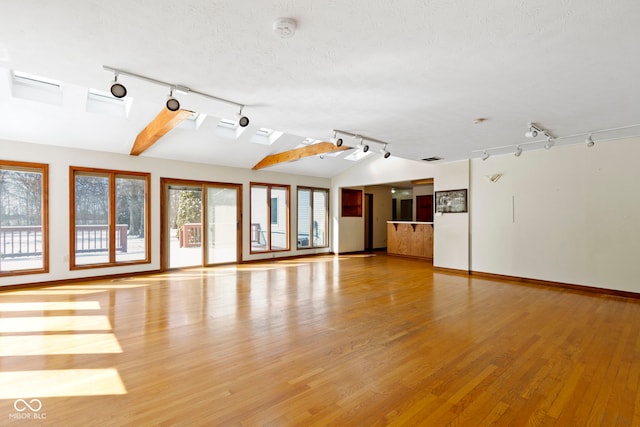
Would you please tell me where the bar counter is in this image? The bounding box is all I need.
[387,221,433,260]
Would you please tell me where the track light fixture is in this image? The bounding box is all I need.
[585,134,595,147]
[473,122,640,159]
[332,129,391,157]
[166,89,180,111]
[525,123,543,138]
[514,145,522,157]
[110,73,127,98]
[359,138,370,153]
[103,65,248,122]
[237,107,249,127]
[331,131,343,146]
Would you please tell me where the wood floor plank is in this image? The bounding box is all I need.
[1,253,640,425]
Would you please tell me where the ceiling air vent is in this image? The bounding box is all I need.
[422,156,443,162]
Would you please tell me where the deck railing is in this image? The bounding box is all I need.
[0,225,42,258]
[0,224,128,258]
[75,225,128,253]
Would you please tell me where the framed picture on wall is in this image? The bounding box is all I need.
[435,189,468,213]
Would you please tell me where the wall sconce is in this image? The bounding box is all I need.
[484,173,503,183]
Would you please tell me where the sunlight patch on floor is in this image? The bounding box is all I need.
[3,290,105,296]
[0,333,122,356]
[0,316,112,333]
[0,301,100,312]
[0,369,127,399]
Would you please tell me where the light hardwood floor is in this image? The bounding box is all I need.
[1,253,640,426]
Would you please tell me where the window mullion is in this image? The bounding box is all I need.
[109,174,116,264]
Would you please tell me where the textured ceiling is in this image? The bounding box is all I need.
[1,0,640,177]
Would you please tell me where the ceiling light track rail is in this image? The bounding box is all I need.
[103,65,249,125]
[473,122,640,160]
[332,129,392,158]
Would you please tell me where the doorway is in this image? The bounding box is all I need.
[364,193,374,251]
[162,179,241,269]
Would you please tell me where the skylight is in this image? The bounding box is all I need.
[215,118,247,139]
[178,112,207,130]
[250,128,283,145]
[344,147,373,162]
[86,88,132,118]
[13,71,61,89]
[11,70,63,105]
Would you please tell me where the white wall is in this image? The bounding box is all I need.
[0,139,331,286]
[433,160,470,271]
[470,136,640,293]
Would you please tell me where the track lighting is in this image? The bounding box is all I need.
[585,134,595,147]
[358,137,370,152]
[110,73,127,98]
[473,122,640,159]
[238,116,250,127]
[166,89,180,111]
[330,131,343,146]
[332,129,391,157]
[103,65,247,122]
[525,122,544,138]
[514,145,522,157]
[237,108,250,127]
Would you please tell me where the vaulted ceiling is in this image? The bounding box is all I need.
[1,1,639,177]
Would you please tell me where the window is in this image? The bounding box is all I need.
[250,183,289,252]
[70,167,150,269]
[0,161,48,276]
[297,187,329,249]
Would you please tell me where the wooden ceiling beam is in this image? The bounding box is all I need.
[411,178,434,185]
[252,142,351,170]
[130,108,193,156]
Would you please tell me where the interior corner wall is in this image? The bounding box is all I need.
[470,136,640,293]
[1,139,331,287]
[433,160,470,271]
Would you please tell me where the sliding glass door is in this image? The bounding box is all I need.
[206,186,238,264]
[162,179,241,269]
